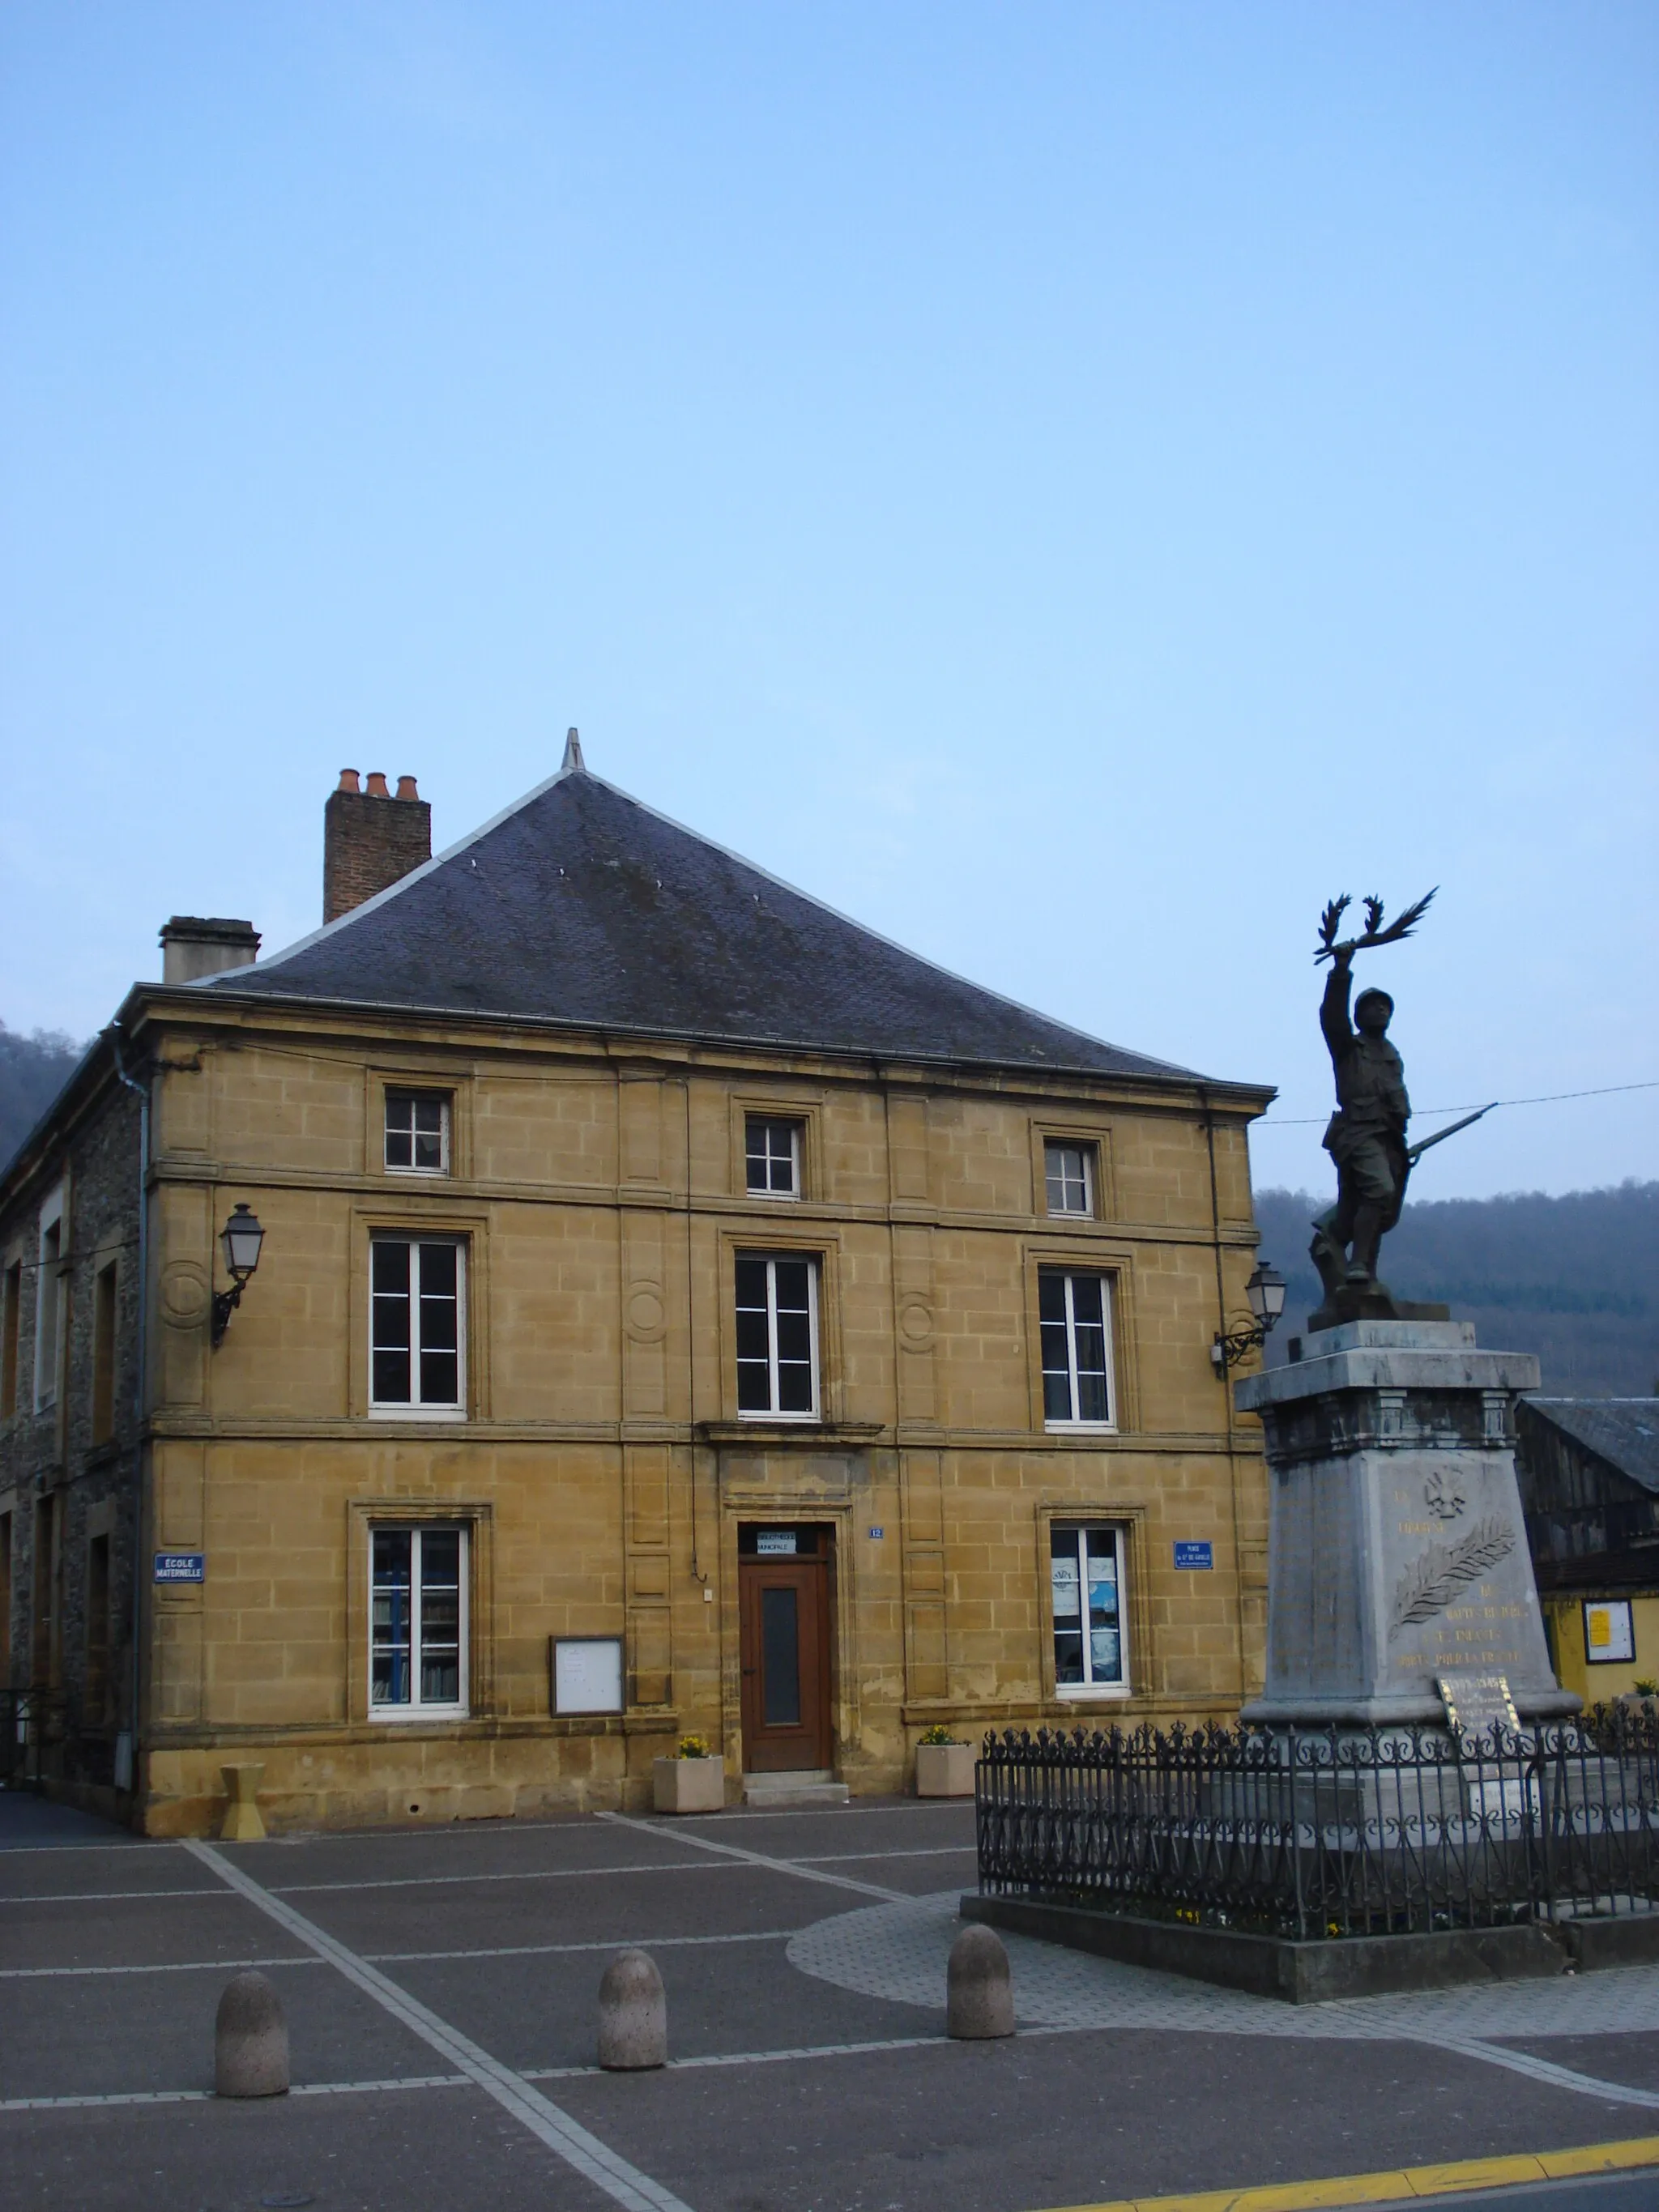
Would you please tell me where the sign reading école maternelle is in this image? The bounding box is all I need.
[153,1553,205,1584]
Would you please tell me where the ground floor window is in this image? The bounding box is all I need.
[371,1525,467,1714]
[1050,1524,1128,1692]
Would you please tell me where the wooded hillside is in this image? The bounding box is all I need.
[0,1024,87,1174]
[1253,1182,1659,1396]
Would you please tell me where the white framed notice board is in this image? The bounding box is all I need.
[552,1636,623,1714]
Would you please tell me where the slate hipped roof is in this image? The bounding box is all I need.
[207,759,1214,1083]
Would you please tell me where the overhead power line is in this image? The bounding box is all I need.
[1258,1078,1658,1129]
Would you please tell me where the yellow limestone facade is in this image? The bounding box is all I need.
[126,992,1273,1835]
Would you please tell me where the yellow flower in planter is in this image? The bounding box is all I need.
[676,1733,712,1760]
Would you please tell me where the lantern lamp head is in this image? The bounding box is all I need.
[1246,1259,1286,1330]
[212,1204,266,1346]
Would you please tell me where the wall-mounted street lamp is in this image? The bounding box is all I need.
[211,1204,266,1348]
[1211,1259,1286,1374]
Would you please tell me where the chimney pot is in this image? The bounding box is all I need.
[160,917,261,986]
[337,769,361,794]
[322,772,432,923]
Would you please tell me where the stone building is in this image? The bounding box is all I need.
[0,739,1274,1833]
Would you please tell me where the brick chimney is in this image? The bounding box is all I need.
[323,769,432,923]
[160,917,261,984]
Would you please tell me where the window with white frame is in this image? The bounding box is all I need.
[1050,1524,1128,1692]
[34,1188,65,1413]
[385,1091,450,1174]
[745,1116,802,1197]
[736,1254,818,1417]
[370,1238,464,1413]
[371,1525,467,1713]
[1044,1140,1094,1217]
[1038,1268,1114,1426]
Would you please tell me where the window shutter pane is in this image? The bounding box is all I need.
[373,1349,412,1403]
[737,1360,772,1412]
[419,1530,462,1703]
[371,1531,412,1704]
[772,1259,810,1312]
[1038,1270,1067,1323]
[776,1360,814,1413]
[373,1242,410,1295]
[736,1258,768,1309]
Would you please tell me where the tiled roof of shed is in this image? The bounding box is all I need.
[207,761,1211,1082]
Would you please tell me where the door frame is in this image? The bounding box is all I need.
[738,1546,833,1771]
[729,1515,842,1775]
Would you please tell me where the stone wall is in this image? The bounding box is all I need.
[6,995,1271,1834]
[0,1063,143,1805]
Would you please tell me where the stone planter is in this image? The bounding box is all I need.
[653,1755,726,1814]
[915,1741,976,1798]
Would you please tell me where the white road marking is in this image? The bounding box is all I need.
[183,1839,693,2212]
[371,1929,798,1963]
[597,1812,909,1903]
[1440,2039,1659,2110]
[270,1859,729,1895]
[0,2074,468,2112]
[0,1888,227,1905]
[0,1955,325,1979]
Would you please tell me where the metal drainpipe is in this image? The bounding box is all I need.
[106,1024,148,1808]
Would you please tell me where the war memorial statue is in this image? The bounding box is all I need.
[1233,888,1574,1729]
[1303,891,1491,1329]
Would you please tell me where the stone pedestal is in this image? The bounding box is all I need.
[1235,1320,1577,1727]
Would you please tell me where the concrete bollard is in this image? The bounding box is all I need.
[215,1971,290,2097]
[597,1948,667,2069]
[947,1923,1015,2039]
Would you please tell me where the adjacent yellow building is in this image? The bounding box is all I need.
[0,743,1275,1833]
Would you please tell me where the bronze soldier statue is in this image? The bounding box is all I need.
[1308,892,1434,1306]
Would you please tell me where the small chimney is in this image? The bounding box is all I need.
[323,769,432,923]
[160,917,261,985]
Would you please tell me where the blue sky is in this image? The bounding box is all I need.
[2,3,1653,1199]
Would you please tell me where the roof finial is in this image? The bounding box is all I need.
[562,727,585,774]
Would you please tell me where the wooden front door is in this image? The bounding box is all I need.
[738,1553,832,1772]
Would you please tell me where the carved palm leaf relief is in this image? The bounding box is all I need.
[1390,1519,1516,1634]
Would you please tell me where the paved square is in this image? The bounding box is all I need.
[3,1791,1657,2211]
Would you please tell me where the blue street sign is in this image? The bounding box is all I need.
[1173,1541,1213,1571]
[868,1527,885,1539]
[154,1552,205,1584]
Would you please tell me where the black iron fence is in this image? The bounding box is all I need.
[975,1708,1659,1942]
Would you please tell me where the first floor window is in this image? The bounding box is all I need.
[1039,1268,1114,1425]
[372,1526,467,1712]
[1051,1524,1128,1691]
[371,1237,464,1412]
[736,1254,818,1417]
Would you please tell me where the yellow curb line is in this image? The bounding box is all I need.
[1036,2129,1659,2211]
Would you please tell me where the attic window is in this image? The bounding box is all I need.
[386,1092,450,1175]
[746,1118,801,1198]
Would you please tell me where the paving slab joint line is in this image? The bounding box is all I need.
[596,1809,909,1902]
[1034,2129,1659,2212]
[180,1838,693,2212]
